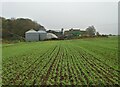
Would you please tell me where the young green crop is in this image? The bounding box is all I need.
[2,36,119,86]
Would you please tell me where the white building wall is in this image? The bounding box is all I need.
[39,33,47,41]
[25,33,39,41]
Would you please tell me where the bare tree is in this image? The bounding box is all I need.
[86,25,96,36]
[96,32,100,36]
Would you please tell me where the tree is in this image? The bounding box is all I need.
[61,28,64,35]
[109,34,112,36]
[86,25,96,36]
[2,17,45,40]
[96,32,100,36]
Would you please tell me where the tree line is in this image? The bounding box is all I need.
[1,17,45,41]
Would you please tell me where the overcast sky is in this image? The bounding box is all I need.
[1,2,118,35]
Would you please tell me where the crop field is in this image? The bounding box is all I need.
[2,36,120,86]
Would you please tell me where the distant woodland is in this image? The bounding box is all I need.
[1,17,45,41]
[1,17,113,42]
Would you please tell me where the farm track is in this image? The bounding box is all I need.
[2,38,119,86]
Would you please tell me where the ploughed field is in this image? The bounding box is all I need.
[2,37,119,85]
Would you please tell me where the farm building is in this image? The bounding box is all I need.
[38,30,47,41]
[25,29,39,41]
[25,29,47,41]
[25,29,58,41]
[80,30,87,36]
[64,28,81,36]
[46,33,58,39]
[69,28,81,36]
[46,28,64,39]
[64,28,88,38]
[64,28,81,39]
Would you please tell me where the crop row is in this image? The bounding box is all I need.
[2,41,120,85]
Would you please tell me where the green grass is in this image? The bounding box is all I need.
[2,36,119,86]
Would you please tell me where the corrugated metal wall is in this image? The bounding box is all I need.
[25,33,39,41]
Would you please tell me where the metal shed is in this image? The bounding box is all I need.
[38,30,47,41]
[25,29,39,41]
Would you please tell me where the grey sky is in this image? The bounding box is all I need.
[1,2,118,34]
